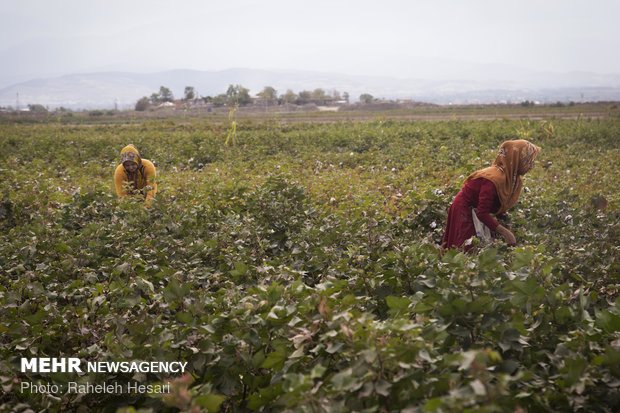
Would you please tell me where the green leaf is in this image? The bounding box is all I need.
[310,364,327,379]
[595,310,620,333]
[136,277,154,294]
[194,394,226,412]
[562,357,587,387]
[230,262,248,279]
[512,247,535,270]
[477,248,498,271]
[261,348,287,370]
[413,301,434,313]
[375,379,391,396]
[282,373,310,393]
[386,295,410,314]
[247,384,284,410]
[601,347,620,377]
[509,277,544,298]
[175,312,193,324]
[423,398,444,412]
[325,342,344,354]
[163,278,190,303]
[331,368,362,392]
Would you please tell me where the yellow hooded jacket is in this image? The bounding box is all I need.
[114,144,157,203]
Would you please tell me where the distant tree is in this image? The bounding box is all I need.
[343,91,350,104]
[212,94,228,107]
[332,90,341,101]
[225,84,251,106]
[282,89,298,104]
[257,86,278,103]
[359,93,374,104]
[27,104,48,113]
[135,97,150,111]
[184,86,196,101]
[297,90,312,105]
[159,86,174,102]
[311,88,328,104]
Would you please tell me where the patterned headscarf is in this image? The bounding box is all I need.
[120,144,147,192]
[466,139,541,214]
[121,144,141,165]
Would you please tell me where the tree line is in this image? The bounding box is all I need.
[135,85,378,111]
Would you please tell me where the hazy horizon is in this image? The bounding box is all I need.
[1,0,620,88]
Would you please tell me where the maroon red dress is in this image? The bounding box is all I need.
[441,178,501,249]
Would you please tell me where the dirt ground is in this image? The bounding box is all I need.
[1,102,617,124]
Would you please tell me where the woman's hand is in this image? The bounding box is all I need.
[496,225,516,246]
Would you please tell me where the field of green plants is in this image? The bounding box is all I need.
[1,114,619,412]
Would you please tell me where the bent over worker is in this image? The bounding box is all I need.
[441,139,540,251]
[114,144,157,205]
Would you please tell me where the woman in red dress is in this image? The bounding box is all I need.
[442,139,541,250]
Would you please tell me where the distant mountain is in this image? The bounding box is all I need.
[1,68,620,109]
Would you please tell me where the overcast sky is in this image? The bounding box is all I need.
[1,0,619,86]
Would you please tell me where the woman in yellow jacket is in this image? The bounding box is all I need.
[114,144,157,205]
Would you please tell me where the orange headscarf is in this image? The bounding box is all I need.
[466,139,541,214]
